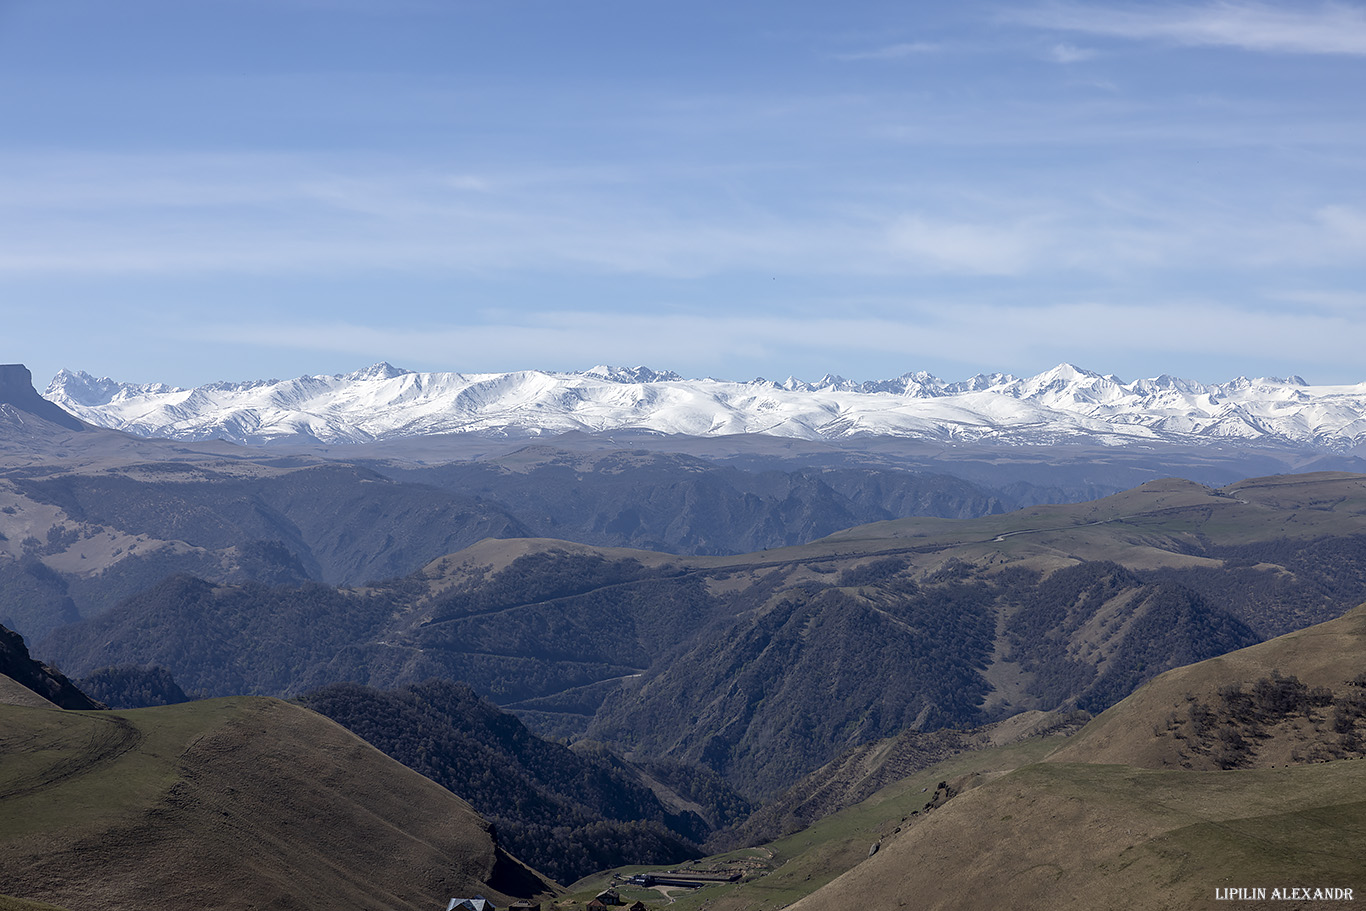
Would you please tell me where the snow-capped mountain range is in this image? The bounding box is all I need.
[42,363,1366,451]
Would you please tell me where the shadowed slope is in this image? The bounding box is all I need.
[714,709,1089,850]
[0,623,103,709]
[297,679,721,884]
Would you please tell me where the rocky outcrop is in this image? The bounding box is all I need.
[0,364,87,431]
[0,623,103,709]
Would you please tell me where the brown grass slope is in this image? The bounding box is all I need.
[789,760,1366,911]
[0,697,553,911]
[785,603,1366,911]
[1050,601,1366,770]
[0,673,58,709]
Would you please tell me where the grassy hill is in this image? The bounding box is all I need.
[0,696,553,910]
[779,605,1366,911]
[573,601,1366,911]
[565,734,1074,911]
[818,472,1366,580]
[1049,602,1366,770]
[0,896,70,911]
[789,757,1366,911]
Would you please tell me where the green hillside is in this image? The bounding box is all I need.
[788,758,1366,911]
[1050,600,1366,770]
[0,697,553,910]
[780,605,1366,910]
[0,896,70,911]
[571,601,1366,911]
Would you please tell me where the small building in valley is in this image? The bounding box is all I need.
[447,898,496,911]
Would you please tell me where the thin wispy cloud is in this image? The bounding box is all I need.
[833,41,939,61]
[1,151,1362,281]
[885,215,1055,276]
[1274,289,1366,315]
[1012,2,1366,55]
[180,297,1366,385]
[1315,205,1366,251]
[1047,42,1097,63]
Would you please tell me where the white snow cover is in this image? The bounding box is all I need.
[42,363,1366,451]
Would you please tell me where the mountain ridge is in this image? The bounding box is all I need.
[39,472,1366,797]
[44,362,1366,450]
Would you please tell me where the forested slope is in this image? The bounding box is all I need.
[298,679,751,883]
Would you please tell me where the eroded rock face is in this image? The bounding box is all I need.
[0,622,103,709]
[0,364,87,431]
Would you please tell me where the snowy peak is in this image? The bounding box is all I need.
[41,363,1366,452]
[1012,364,1111,398]
[45,368,182,406]
[580,365,682,384]
[345,362,412,382]
[1037,363,1099,384]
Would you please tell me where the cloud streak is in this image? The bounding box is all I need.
[0,151,1362,283]
[1011,2,1366,55]
[180,298,1366,385]
[1047,42,1097,63]
[832,41,940,61]
[885,215,1055,276]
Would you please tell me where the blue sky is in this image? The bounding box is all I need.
[3,0,1366,387]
